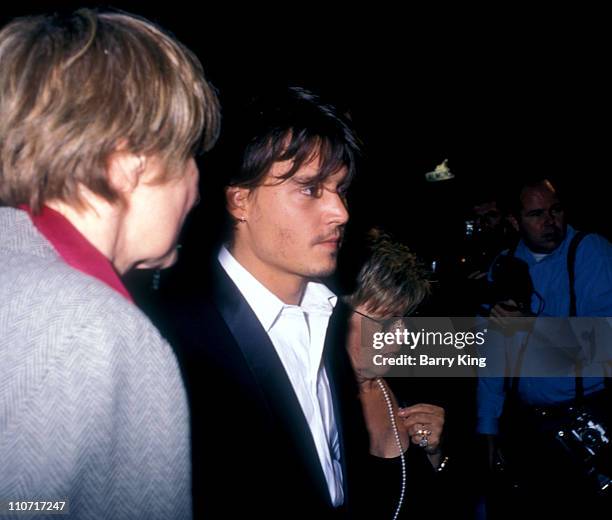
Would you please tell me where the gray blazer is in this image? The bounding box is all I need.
[0,208,191,519]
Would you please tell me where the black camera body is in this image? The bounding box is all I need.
[487,254,534,313]
[556,407,612,495]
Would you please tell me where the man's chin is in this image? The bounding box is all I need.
[534,239,562,253]
[533,230,564,252]
[308,260,338,279]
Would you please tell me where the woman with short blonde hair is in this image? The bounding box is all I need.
[0,9,220,519]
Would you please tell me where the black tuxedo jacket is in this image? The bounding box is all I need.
[126,260,471,519]
[161,261,374,519]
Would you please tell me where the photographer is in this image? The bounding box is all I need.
[462,193,518,315]
[477,179,612,518]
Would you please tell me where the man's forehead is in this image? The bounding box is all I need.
[268,157,317,179]
[266,157,348,183]
[521,186,559,210]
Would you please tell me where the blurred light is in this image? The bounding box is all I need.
[425,158,455,182]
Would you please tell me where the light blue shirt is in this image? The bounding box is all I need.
[477,226,612,434]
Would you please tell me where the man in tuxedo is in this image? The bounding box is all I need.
[164,87,437,519]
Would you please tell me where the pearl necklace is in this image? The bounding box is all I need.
[376,378,406,520]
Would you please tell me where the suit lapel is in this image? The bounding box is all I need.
[323,301,372,512]
[323,302,353,500]
[210,261,332,505]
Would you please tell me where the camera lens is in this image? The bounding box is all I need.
[581,428,602,449]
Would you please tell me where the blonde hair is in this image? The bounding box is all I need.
[348,229,430,317]
[0,9,220,211]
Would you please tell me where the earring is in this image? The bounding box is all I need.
[238,216,247,223]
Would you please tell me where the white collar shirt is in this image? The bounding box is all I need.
[218,246,344,506]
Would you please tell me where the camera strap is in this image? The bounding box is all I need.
[567,231,589,403]
[568,231,588,318]
[506,231,592,398]
[501,240,526,394]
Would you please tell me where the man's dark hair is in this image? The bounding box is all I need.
[225,86,361,190]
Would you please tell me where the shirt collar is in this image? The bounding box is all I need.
[23,205,133,302]
[218,245,337,331]
[301,279,337,314]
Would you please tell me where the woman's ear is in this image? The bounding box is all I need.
[107,152,147,194]
[225,185,250,223]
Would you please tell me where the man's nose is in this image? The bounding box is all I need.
[545,209,558,224]
[326,190,349,225]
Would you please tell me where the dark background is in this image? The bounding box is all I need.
[5,4,606,504]
[3,2,610,267]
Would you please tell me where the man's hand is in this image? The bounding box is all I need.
[490,299,525,318]
[490,299,533,331]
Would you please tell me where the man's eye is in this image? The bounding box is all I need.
[550,205,564,215]
[527,210,544,218]
[301,185,321,197]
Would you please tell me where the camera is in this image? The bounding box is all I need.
[556,407,612,495]
[487,255,534,313]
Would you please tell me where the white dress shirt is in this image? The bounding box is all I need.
[218,246,344,506]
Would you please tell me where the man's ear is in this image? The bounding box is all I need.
[225,185,251,222]
[107,152,147,194]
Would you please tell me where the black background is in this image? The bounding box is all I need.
[3,2,610,264]
[5,4,607,506]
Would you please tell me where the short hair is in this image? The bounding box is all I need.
[225,86,361,191]
[0,8,220,212]
[347,229,431,317]
[504,178,560,217]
